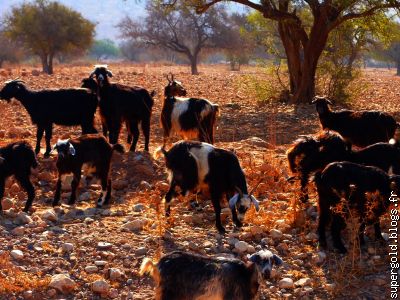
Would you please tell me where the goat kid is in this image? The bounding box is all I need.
[315,161,400,253]
[154,141,259,233]
[0,141,37,212]
[52,134,124,208]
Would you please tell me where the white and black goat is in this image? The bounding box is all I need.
[161,74,219,146]
[88,65,155,152]
[0,79,98,157]
[52,134,124,207]
[0,141,37,212]
[154,141,259,233]
[315,161,400,253]
[312,96,399,147]
[140,250,283,300]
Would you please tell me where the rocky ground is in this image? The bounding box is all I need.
[0,64,397,299]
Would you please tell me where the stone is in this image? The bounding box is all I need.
[47,289,57,297]
[113,179,129,190]
[41,209,58,222]
[317,251,326,264]
[109,268,124,281]
[295,278,312,287]
[279,278,294,289]
[23,290,33,299]
[79,192,91,201]
[135,247,148,256]
[305,233,318,241]
[234,241,249,253]
[85,265,99,273]
[10,249,24,260]
[11,226,25,236]
[109,288,119,299]
[49,274,76,294]
[92,279,110,294]
[61,243,74,253]
[95,260,108,267]
[61,175,74,191]
[139,181,152,190]
[270,229,283,240]
[31,69,40,76]
[97,242,113,250]
[15,212,33,225]
[1,198,14,210]
[247,245,256,254]
[121,219,147,232]
[133,203,145,212]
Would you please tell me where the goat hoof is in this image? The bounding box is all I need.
[43,152,50,158]
[217,227,226,234]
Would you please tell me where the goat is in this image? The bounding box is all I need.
[0,79,98,157]
[154,141,259,233]
[286,131,350,202]
[0,141,37,212]
[287,133,400,202]
[315,161,400,253]
[312,96,399,147]
[51,134,124,208]
[161,74,219,146]
[81,77,132,144]
[88,65,155,152]
[139,250,283,300]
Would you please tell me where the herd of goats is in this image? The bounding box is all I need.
[0,65,398,299]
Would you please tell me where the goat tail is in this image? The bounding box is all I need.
[153,146,167,160]
[213,104,220,116]
[112,144,125,154]
[139,257,160,282]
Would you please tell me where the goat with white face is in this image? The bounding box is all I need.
[155,141,260,233]
[52,134,124,208]
[161,74,219,146]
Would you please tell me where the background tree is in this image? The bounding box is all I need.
[89,39,121,61]
[118,0,229,75]
[4,0,95,74]
[190,0,400,103]
[0,29,21,68]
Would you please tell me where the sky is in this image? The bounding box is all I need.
[0,0,145,40]
[0,0,249,41]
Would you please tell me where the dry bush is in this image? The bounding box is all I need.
[0,253,50,295]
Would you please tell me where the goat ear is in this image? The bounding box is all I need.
[171,73,174,81]
[0,156,5,165]
[106,70,113,78]
[229,194,240,210]
[273,254,283,266]
[326,98,333,105]
[68,144,76,156]
[250,195,260,212]
[89,71,96,78]
[311,97,317,104]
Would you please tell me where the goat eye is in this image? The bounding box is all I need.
[238,206,247,214]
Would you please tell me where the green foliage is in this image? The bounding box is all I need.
[4,0,95,73]
[90,39,121,60]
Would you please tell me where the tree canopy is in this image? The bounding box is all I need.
[4,0,95,74]
[90,39,121,61]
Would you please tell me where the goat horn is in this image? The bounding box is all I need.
[165,74,171,83]
[235,186,243,197]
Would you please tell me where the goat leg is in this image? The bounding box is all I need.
[0,178,4,211]
[44,124,53,158]
[35,126,44,155]
[52,177,62,206]
[164,183,176,217]
[68,171,81,205]
[16,174,35,213]
[331,214,347,254]
[211,193,225,234]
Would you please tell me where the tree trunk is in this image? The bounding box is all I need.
[189,53,199,75]
[396,60,400,76]
[0,60,3,69]
[48,53,54,75]
[40,54,51,74]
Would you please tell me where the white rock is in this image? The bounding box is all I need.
[279,278,294,289]
[41,209,58,222]
[97,242,113,250]
[61,243,74,253]
[85,265,99,273]
[109,268,124,281]
[317,251,327,263]
[247,245,256,254]
[295,278,312,287]
[121,219,147,231]
[95,260,108,266]
[133,203,145,212]
[92,279,110,294]
[49,274,76,294]
[270,229,283,240]
[234,241,249,253]
[108,288,119,299]
[135,247,148,256]
[10,249,24,260]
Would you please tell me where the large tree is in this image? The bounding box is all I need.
[188,0,400,103]
[118,0,229,75]
[0,30,21,68]
[4,0,95,74]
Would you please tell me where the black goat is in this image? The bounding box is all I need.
[315,161,400,253]
[312,96,399,147]
[0,141,37,212]
[81,77,132,144]
[161,74,219,146]
[287,132,400,202]
[287,131,350,202]
[140,250,283,300]
[52,134,124,208]
[0,79,98,157]
[89,65,155,152]
[154,141,259,233]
